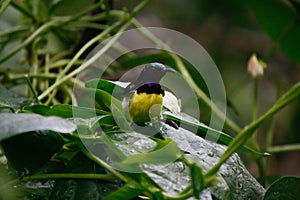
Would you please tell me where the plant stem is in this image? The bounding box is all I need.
[0,20,57,64]
[0,26,28,37]
[38,21,124,101]
[9,73,58,80]
[205,82,300,178]
[163,190,193,200]
[30,39,39,91]
[80,144,128,182]
[267,144,300,153]
[252,78,258,120]
[0,2,103,64]
[25,74,40,103]
[249,78,259,149]
[38,0,150,101]
[266,85,279,149]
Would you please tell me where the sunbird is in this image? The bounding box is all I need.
[123,63,175,125]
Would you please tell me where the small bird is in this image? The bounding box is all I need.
[123,63,175,125]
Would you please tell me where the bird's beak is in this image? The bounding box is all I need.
[164,67,176,73]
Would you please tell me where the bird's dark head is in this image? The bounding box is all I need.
[126,63,175,93]
[142,63,175,79]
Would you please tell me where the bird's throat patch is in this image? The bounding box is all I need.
[136,83,164,96]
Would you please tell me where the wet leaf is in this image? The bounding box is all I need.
[1,131,64,175]
[263,176,300,200]
[161,122,265,199]
[0,113,76,141]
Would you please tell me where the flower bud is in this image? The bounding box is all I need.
[247,54,266,78]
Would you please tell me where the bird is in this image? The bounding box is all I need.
[123,63,175,125]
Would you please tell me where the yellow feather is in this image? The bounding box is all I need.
[129,92,163,124]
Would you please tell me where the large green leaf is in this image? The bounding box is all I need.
[160,123,266,199]
[88,125,264,199]
[244,0,300,63]
[244,0,296,41]
[1,130,64,175]
[48,152,120,200]
[0,113,76,141]
[263,176,300,200]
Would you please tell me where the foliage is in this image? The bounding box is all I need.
[0,0,300,199]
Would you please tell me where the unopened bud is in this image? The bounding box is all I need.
[247,54,266,78]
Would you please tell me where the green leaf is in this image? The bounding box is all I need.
[1,130,64,175]
[72,115,114,135]
[0,113,76,141]
[263,176,300,200]
[244,0,296,41]
[163,111,269,156]
[46,104,109,118]
[160,123,265,199]
[87,88,112,110]
[280,22,300,63]
[50,0,94,16]
[243,0,300,62]
[23,104,51,115]
[85,79,126,99]
[86,86,132,131]
[49,152,119,200]
[103,182,143,200]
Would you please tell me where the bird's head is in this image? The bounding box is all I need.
[126,63,175,92]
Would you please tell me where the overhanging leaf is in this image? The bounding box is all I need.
[0,113,76,141]
[1,130,64,175]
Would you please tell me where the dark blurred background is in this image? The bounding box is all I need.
[115,0,300,179]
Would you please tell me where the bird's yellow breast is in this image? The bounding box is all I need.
[129,92,163,124]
